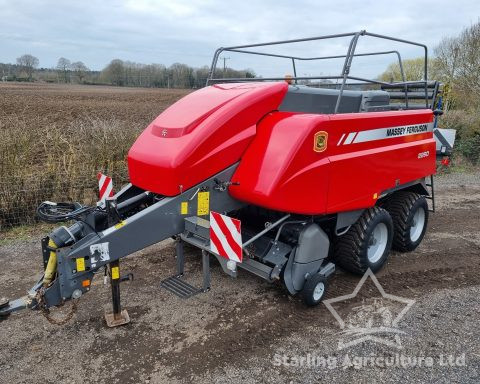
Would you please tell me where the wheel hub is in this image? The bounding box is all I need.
[313,282,325,301]
[410,207,425,242]
[367,222,388,264]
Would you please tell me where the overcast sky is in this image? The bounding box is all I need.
[0,0,478,78]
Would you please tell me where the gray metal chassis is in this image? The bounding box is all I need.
[44,162,339,307]
[43,165,245,307]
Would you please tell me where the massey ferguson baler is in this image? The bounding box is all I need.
[0,31,440,326]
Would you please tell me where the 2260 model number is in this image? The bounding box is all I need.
[418,151,430,159]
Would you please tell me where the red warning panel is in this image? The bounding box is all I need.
[209,211,242,263]
[97,172,114,202]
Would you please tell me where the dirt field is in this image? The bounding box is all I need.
[0,82,189,126]
[0,171,479,383]
[0,83,190,229]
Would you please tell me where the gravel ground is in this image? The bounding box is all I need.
[0,170,479,383]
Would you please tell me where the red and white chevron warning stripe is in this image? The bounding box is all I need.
[97,172,114,202]
[209,211,242,263]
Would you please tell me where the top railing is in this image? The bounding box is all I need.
[206,30,430,113]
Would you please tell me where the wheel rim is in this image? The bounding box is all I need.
[367,222,388,264]
[313,282,325,301]
[410,207,425,242]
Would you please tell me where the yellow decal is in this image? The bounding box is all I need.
[314,131,328,152]
[76,258,85,272]
[114,220,126,229]
[181,201,188,215]
[111,266,120,280]
[197,191,210,216]
[373,193,378,200]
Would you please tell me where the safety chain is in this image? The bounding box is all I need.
[246,244,256,258]
[36,287,78,326]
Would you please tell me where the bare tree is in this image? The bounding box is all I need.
[169,63,193,88]
[102,59,125,86]
[56,57,71,83]
[193,66,210,88]
[435,21,480,108]
[16,54,39,81]
[71,61,89,83]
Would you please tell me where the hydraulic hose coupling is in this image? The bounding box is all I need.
[42,223,84,287]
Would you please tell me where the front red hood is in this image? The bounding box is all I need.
[128,82,288,195]
[150,83,268,137]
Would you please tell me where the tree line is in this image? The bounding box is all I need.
[378,21,480,164]
[0,55,255,89]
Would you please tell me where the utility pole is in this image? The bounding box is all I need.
[220,56,230,77]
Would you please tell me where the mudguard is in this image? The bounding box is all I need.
[283,223,330,294]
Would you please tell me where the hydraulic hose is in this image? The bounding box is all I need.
[37,201,94,223]
[43,239,58,286]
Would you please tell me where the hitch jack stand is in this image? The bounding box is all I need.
[176,238,184,277]
[202,250,211,292]
[105,260,130,327]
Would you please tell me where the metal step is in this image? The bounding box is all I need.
[161,276,201,299]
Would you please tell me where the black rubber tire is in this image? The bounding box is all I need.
[301,274,328,307]
[334,206,394,275]
[384,192,429,252]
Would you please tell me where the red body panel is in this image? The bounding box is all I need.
[230,110,436,214]
[128,81,435,215]
[128,82,288,195]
